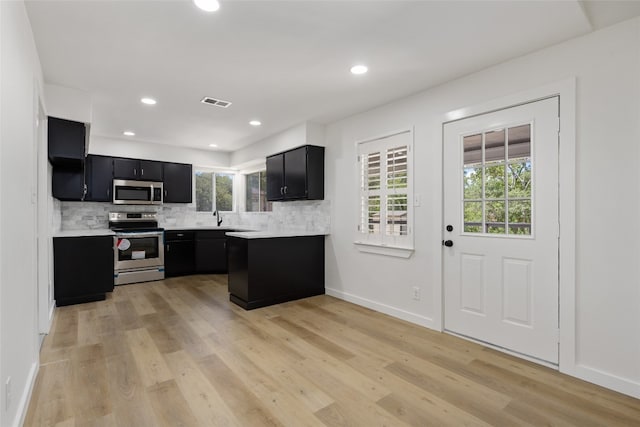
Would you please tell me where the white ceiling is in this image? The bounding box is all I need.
[25,0,640,153]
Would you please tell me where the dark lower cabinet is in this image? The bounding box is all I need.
[196,230,228,273]
[227,235,325,310]
[164,231,195,277]
[53,235,114,306]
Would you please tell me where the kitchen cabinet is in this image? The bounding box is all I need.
[85,154,113,202]
[195,230,228,273]
[113,158,163,181]
[266,145,324,201]
[164,230,195,277]
[163,162,192,203]
[52,167,85,201]
[227,235,325,310]
[48,116,87,167]
[53,235,114,306]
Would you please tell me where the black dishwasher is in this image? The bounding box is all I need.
[164,230,195,277]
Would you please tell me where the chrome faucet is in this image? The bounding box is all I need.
[213,210,223,227]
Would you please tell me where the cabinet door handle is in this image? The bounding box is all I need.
[164,190,167,197]
[177,233,184,237]
[167,244,170,252]
[141,168,144,176]
[280,187,283,195]
[284,186,287,194]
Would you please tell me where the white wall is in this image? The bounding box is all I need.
[324,17,640,397]
[45,83,92,123]
[0,1,45,425]
[230,121,325,168]
[89,135,229,168]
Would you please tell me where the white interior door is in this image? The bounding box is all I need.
[443,97,559,364]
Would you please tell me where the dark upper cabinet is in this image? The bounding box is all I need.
[52,167,85,201]
[48,117,87,166]
[85,155,113,202]
[163,162,192,203]
[113,158,163,181]
[266,145,324,201]
[54,235,114,306]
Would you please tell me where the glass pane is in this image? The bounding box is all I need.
[386,194,408,236]
[118,237,159,261]
[484,129,505,163]
[485,201,506,234]
[464,201,482,233]
[387,146,408,189]
[507,160,532,198]
[463,134,482,166]
[367,195,380,234]
[464,167,482,199]
[485,164,505,199]
[245,172,260,212]
[508,200,531,235]
[508,124,531,160]
[215,173,234,211]
[366,152,381,190]
[195,171,213,212]
[259,171,272,212]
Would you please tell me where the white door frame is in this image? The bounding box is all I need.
[436,78,576,372]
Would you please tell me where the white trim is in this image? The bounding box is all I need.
[13,362,39,427]
[569,364,640,399]
[353,241,414,258]
[438,78,583,389]
[326,287,434,328]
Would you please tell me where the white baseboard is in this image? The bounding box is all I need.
[325,287,435,329]
[13,361,39,427]
[564,363,640,399]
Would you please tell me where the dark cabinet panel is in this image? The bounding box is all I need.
[140,160,163,181]
[266,154,285,201]
[227,235,325,310]
[165,231,195,277]
[52,167,85,201]
[196,230,228,273]
[113,158,140,180]
[48,117,86,166]
[266,145,324,202]
[54,235,114,306]
[85,155,113,202]
[163,162,192,203]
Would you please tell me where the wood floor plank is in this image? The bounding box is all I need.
[124,328,173,387]
[25,275,640,427]
[164,350,241,426]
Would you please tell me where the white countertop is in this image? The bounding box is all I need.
[163,225,254,231]
[225,231,329,239]
[54,229,115,238]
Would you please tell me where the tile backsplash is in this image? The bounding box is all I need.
[59,200,330,233]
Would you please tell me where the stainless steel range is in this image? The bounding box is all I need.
[109,212,165,285]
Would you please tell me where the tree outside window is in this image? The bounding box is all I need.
[195,170,235,212]
[245,170,272,212]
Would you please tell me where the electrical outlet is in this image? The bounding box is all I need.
[412,286,421,300]
[5,376,12,410]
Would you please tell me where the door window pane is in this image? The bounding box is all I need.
[464,167,482,199]
[461,123,532,236]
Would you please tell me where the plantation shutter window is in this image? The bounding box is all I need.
[356,130,413,252]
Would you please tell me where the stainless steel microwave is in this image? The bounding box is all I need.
[113,179,163,205]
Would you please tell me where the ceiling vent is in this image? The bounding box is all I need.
[201,96,232,108]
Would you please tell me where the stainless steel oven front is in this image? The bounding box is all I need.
[114,230,165,285]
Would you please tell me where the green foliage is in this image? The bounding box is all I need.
[195,171,213,212]
[215,174,233,211]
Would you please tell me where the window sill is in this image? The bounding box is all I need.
[353,241,414,258]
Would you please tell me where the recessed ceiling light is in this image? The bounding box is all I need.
[194,0,220,12]
[209,143,218,147]
[350,64,368,75]
[123,131,135,136]
[140,97,157,105]
[249,120,262,126]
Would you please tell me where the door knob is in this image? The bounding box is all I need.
[442,240,454,247]
[446,225,453,232]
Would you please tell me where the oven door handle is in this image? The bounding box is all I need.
[116,232,163,238]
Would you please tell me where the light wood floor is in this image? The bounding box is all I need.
[25,275,640,426]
